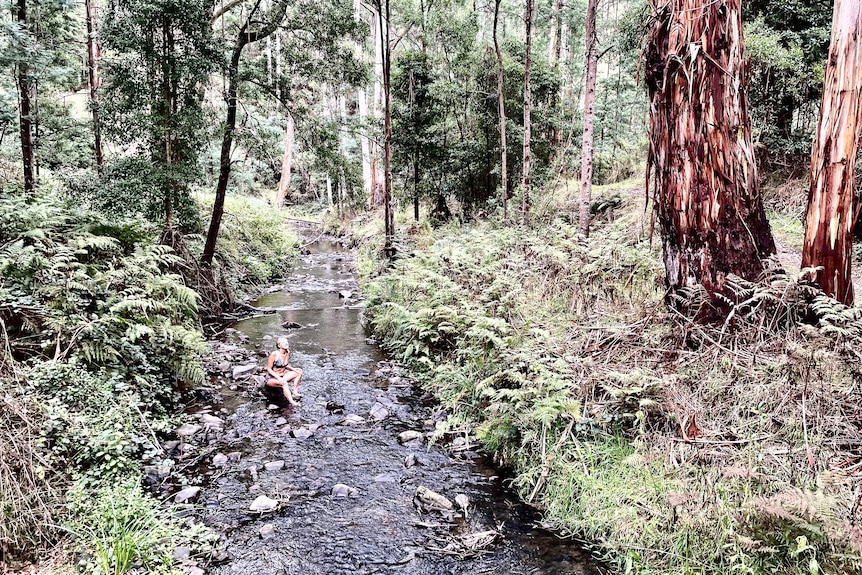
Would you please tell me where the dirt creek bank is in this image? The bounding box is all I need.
[158,225,601,575]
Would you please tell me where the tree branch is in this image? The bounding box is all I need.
[211,0,246,24]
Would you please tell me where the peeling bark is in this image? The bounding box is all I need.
[644,0,775,299]
[801,0,862,306]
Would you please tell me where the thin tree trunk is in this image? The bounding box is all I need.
[202,0,283,266]
[358,87,373,200]
[493,0,508,221]
[275,113,295,207]
[644,0,775,300]
[548,0,561,63]
[370,9,385,207]
[522,0,533,224]
[85,0,104,175]
[15,0,35,194]
[379,0,394,254]
[801,0,862,305]
[578,0,598,236]
[521,0,533,225]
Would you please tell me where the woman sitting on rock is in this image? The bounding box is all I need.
[265,336,303,405]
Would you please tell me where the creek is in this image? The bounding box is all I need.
[175,224,600,575]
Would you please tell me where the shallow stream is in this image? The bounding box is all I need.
[180,224,600,575]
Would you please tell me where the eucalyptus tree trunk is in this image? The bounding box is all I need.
[522,0,533,225]
[801,0,862,306]
[644,0,775,300]
[577,0,598,236]
[493,0,508,221]
[84,0,104,175]
[15,0,35,194]
[275,113,295,208]
[202,0,285,266]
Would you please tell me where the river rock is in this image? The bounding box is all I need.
[373,472,398,483]
[173,546,192,560]
[338,290,353,299]
[398,430,424,444]
[262,334,273,340]
[185,567,205,575]
[369,403,389,421]
[200,414,224,428]
[232,363,258,379]
[174,486,201,504]
[164,440,180,450]
[227,452,242,462]
[259,524,275,539]
[282,321,302,329]
[339,414,365,426]
[414,486,453,512]
[264,460,285,472]
[274,417,288,426]
[212,453,228,466]
[292,428,314,440]
[217,361,231,373]
[249,495,278,512]
[175,424,202,437]
[331,483,358,497]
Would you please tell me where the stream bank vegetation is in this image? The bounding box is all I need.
[0,189,296,570]
[360,182,862,575]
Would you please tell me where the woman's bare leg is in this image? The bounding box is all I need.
[267,378,298,405]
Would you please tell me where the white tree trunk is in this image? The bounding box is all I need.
[275,113,295,207]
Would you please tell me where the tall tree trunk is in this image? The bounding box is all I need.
[644,0,775,300]
[493,0,508,221]
[522,0,533,225]
[85,0,104,175]
[370,9,385,207]
[15,0,35,194]
[801,0,862,306]
[577,0,598,236]
[275,113,295,207]
[548,0,561,63]
[202,0,282,266]
[379,0,394,254]
[358,87,373,201]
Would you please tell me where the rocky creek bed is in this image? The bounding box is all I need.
[154,227,601,575]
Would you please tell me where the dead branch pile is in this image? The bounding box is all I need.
[0,390,64,562]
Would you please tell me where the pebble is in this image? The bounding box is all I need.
[232,363,258,379]
[292,428,314,440]
[249,495,278,512]
[398,430,424,444]
[274,417,288,426]
[200,414,224,428]
[164,440,180,450]
[227,451,242,462]
[331,483,358,497]
[264,460,285,472]
[339,414,365,426]
[175,424,202,437]
[173,546,192,560]
[212,453,228,466]
[185,567,205,575]
[370,403,389,421]
[174,486,201,504]
[259,524,275,539]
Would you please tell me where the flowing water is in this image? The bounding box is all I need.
[179,225,601,575]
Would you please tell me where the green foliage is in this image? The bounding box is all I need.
[192,192,299,296]
[0,193,203,483]
[66,481,181,575]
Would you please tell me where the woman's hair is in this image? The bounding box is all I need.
[276,336,289,349]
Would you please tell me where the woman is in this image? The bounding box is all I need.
[265,337,303,405]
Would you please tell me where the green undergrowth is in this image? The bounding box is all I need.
[0,190,288,569]
[192,192,300,300]
[360,189,862,575]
